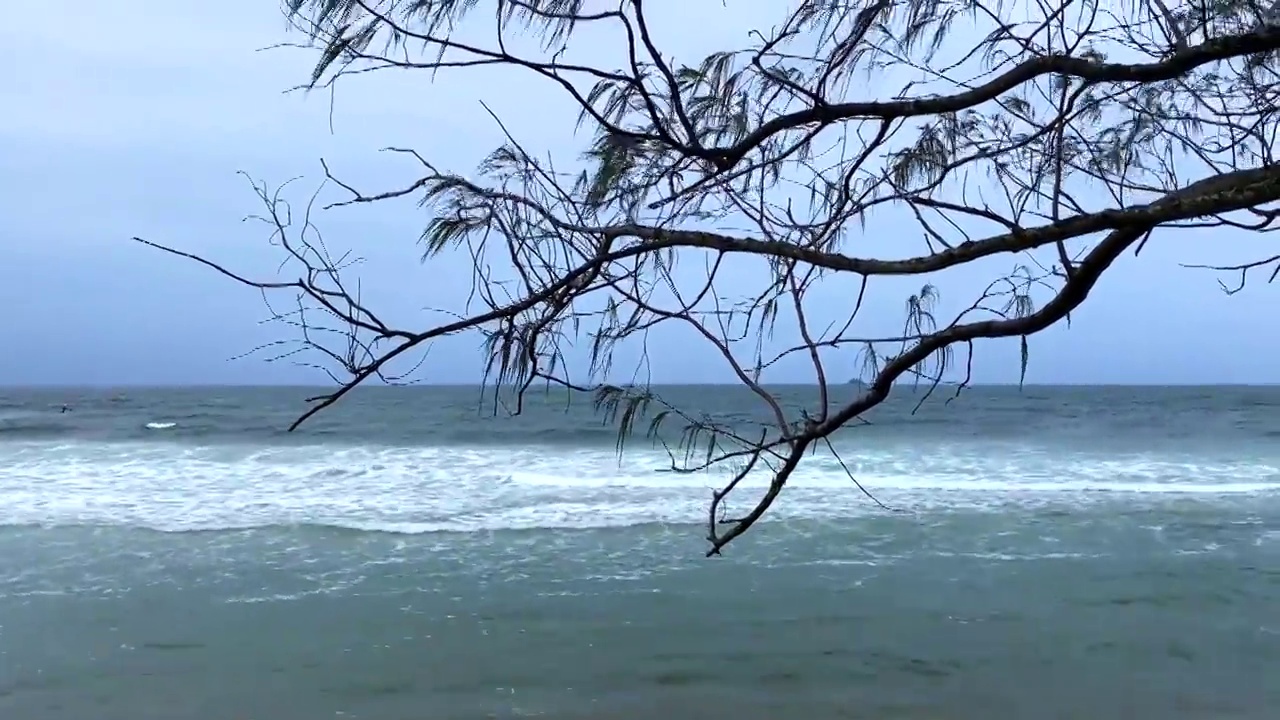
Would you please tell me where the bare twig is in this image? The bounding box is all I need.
[138,0,1280,555]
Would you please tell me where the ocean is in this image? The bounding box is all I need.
[0,384,1277,719]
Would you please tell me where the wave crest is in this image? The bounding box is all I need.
[0,441,1276,533]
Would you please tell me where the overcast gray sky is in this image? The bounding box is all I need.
[2,0,1275,386]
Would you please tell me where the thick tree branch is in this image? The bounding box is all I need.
[141,0,1280,554]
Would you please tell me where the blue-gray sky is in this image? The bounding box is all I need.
[2,0,1275,386]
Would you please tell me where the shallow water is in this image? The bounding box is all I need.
[1,385,1278,718]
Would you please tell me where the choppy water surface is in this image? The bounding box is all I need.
[1,385,1278,719]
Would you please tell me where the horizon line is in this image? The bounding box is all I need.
[3,381,1277,390]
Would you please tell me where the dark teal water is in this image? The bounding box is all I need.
[1,386,1278,718]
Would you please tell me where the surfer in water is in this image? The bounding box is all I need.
[60,404,71,413]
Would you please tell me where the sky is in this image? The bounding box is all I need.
[1,0,1276,387]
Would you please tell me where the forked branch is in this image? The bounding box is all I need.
[139,0,1280,554]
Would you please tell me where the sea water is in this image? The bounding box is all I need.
[1,385,1277,719]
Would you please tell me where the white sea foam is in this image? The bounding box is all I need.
[0,440,1276,533]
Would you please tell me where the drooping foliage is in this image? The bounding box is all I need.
[140,0,1280,554]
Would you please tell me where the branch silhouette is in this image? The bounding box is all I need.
[138,0,1280,555]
